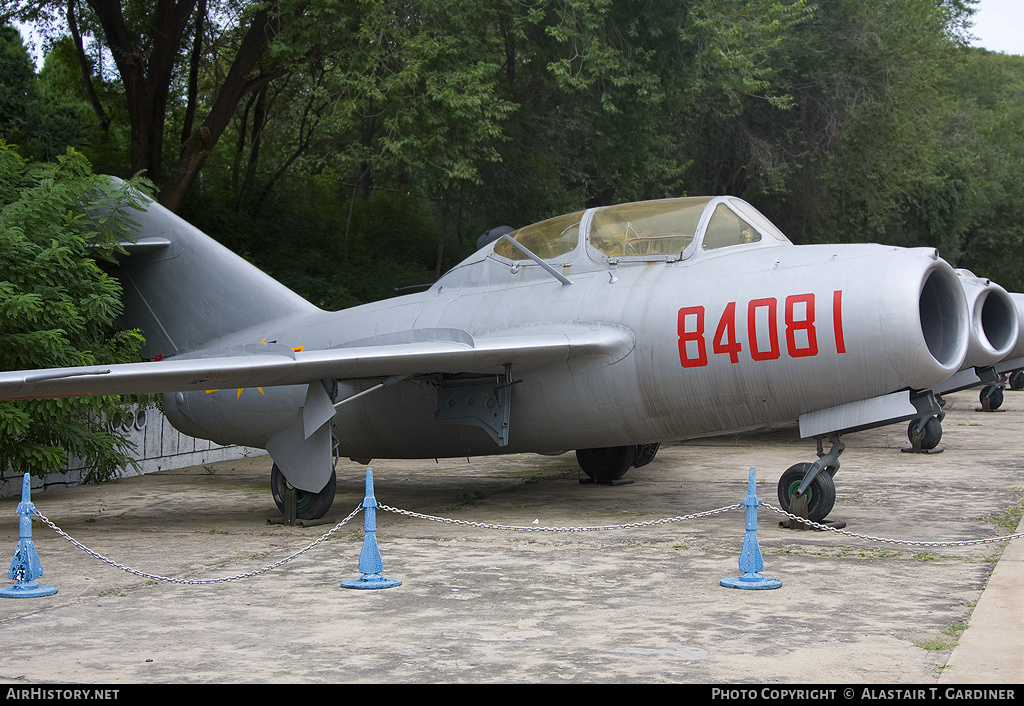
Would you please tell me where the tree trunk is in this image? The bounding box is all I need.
[180,0,206,146]
[158,7,283,211]
[85,0,282,212]
[87,0,197,185]
[67,0,110,132]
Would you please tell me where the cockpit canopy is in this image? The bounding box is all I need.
[492,196,789,265]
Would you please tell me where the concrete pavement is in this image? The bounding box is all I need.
[1,389,1021,684]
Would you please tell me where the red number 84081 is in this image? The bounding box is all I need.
[677,291,846,368]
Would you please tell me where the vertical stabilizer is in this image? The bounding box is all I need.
[108,195,320,359]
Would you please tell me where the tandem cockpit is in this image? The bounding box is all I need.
[441,196,793,289]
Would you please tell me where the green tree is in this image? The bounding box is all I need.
[0,24,37,144]
[0,143,152,480]
[681,0,976,247]
[944,49,1024,289]
[2,0,334,210]
[21,36,111,162]
[465,0,812,232]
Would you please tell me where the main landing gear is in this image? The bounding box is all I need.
[777,435,844,523]
[576,443,660,484]
[270,463,337,521]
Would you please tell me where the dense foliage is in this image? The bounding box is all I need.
[0,0,1023,476]
[0,143,152,480]
[2,1,1017,289]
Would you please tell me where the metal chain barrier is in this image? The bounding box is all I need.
[377,501,744,531]
[24,495,1023,587]
[31,505,363,585]
[760,501,1024,547]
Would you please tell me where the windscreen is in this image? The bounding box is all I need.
[493,211,584,260]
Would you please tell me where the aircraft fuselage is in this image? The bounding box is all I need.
[166,241,963,461]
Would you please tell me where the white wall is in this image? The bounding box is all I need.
[0,406,266,498]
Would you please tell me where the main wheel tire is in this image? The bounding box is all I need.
[632,443,661,468]
[576,446,636,482]
[981,385,1004,410]
[270,463,337,520]
[907,416,942,450]
[777,462,837,522]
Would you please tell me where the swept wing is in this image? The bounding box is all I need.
[0,326,635,400]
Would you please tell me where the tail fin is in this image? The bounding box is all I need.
[108,194,320,359]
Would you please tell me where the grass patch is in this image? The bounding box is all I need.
[919,622,967,651]
[984,490,1024,532]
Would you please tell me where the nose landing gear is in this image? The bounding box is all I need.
[777,435,843,523]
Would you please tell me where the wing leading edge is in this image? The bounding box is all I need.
[0,324,636,400]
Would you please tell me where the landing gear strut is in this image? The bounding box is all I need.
[905,395,946,453]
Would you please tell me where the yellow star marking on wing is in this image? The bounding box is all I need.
[236,387,265,399]
[204,340,294,398]
[204,387,266,397]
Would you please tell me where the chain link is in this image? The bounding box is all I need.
[377,502,744,531]
[759,501,1024,547]
[31,505,363,585]
[28,496,1023,585]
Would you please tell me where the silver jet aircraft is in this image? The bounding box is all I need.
[999,293,1024,391]
[0,194,973,522]
[905,270,1019,450]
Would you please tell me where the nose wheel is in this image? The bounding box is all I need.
[1009,370,1024,391]
[777,435,843,523]
[906,415,943,452]
[633,443,660,468]
[777,462,837,522]
[980,384,1005,411]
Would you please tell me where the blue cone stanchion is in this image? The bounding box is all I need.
[2,473,58,598]
[721,467,782,590]
[341,468,401,590]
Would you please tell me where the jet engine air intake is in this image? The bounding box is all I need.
[918,265,969,373]
[976,288,1018,361]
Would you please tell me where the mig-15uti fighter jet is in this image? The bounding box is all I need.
[0,192,974,522]
[903,270,1021,451]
